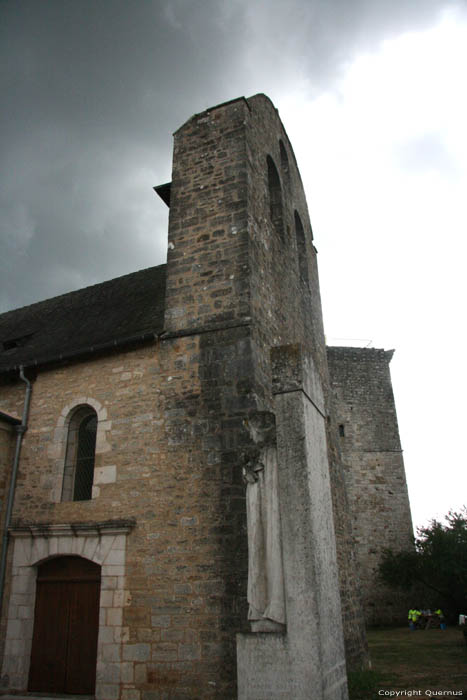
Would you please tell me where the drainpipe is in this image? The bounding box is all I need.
[0,366,32,613]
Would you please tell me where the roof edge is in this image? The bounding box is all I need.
[0,410,21,426]
[0,331,161,376]
[173,96,251,135]
[327,346,395,362]
[0,263,167,319]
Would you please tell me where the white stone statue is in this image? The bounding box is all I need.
[242,412,286,631]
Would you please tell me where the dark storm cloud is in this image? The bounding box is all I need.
[1,0,464,311]
[0,0,245,310]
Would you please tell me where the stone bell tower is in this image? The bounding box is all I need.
[156,94,366,698]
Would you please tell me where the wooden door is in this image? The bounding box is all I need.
[28,556,101,695]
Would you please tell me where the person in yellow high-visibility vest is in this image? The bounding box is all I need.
[412,609,422,629]
[435,608,446,629]
[408,609,420,630]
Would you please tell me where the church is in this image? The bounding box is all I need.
[0,95,413,699]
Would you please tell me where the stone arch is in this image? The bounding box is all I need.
[294,210,310,286]
[279,139,289,176]
[2,521,133,698]
[48,396,111,503]
[267,155,285,242]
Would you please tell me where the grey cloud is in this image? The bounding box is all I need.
[240,0,465,93]
[1,0,464,311]
[395,132,460,178]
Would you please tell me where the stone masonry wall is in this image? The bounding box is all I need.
[0,336,252,699]
[164,97,250,335]
[327,347,414,626]
[163,93,367,684]
[162,98,261,697]
[242,95,368,668]
[166,94,368,670]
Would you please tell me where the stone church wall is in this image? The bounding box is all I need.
[327,347,414,626]
[0,339,252,698]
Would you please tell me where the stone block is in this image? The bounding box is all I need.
[177,643,200,661]
[17,606,32,620]
[102,565,125,577]
[12,540,30,567]
[161,628,184,642]
[115,626,130,643]
[96,662,121,684]
[98,683,120,700]
[142,692,164,700]
[98,626,115,644]
[6,619,22,640]
[100,590,114,608]
[237,633,289,700]
[150,643,178,662]
[94,464,117,485]
[107,607,123,626]
[151,615,171,628]
[122,690,141,700]
[120,661,134,683]
[102,643,121,662]
[122,643,151,662]
[134,664,147,684]
[113,589,131,607]
[102,576,118,591]
[104,548,125,565]
[14,574,33,595]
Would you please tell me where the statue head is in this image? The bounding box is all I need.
[243,411,276,447]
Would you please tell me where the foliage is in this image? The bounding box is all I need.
[379,508,467,620]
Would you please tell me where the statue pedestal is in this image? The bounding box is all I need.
[250,620,285,633]
[236,345,348,700]
[236,632,289,699]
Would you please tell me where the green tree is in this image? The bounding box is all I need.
[379,508,467,621]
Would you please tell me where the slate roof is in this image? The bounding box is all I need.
[0,265,167,373]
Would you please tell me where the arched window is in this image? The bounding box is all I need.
[294,210,309,285]
[62,406,97,502]
[267,155,285,241]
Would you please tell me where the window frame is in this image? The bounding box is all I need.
[61,405,98,502]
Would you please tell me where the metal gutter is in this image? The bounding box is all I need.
[1,331,160,374]
[0,367,32,612]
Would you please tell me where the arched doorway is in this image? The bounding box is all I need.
[28,556,101,694]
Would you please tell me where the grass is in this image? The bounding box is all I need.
[348,626,467,699]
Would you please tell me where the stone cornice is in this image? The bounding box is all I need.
[9,518,136,538]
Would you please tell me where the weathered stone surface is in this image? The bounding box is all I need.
[327,347,414,625]
[237,345,348,700]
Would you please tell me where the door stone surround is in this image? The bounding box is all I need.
[1,520,134,700]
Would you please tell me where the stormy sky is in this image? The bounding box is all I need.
[1,0,466,528]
